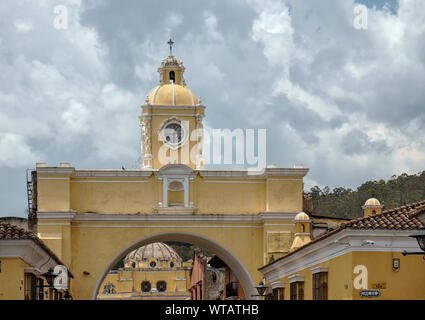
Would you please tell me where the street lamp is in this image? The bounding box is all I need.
[41,268,58,287]
[402,227,425,257]
[37,269,71,300]
[251,281,272,299]
[255,281,267,296]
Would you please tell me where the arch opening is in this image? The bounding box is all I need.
[92,232,257,300]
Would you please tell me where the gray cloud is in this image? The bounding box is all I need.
[341,129,389,155]
[1,0,425,217]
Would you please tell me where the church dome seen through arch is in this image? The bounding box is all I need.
[124,242,182,269]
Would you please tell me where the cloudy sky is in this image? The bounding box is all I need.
[1,0,424,217]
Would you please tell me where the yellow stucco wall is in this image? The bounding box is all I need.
[352,251,425,300]
[37,173,304,215]
[0,258,27,300]
[195,179,267,214]
[266,179,303,212]
[69,177,156,214]
[37,177,70,211]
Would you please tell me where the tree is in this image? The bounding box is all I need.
[307,171,425,219]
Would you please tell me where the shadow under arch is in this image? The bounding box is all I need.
[92,231,257,300]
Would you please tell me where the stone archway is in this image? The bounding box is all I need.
[92,231,257,299]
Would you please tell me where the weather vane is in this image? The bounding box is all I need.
[168,38,174,56]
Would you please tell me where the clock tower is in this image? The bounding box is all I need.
[140,40,205,169]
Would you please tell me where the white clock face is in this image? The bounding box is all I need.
[163,122,183,145]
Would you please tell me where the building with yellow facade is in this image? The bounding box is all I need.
[97,242,191,300]
[259,199,425,300]
[0,221,72,300]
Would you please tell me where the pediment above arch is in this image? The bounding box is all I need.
[155,163,196,179]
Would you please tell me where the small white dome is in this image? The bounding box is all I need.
[294,212,310,221]
[364,198,381,207]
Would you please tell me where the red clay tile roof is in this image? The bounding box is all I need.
[0,222,73,277]
[340,200,425,230]
[0,222,34,240]
[310,214,351,221]
[259,200,425,271]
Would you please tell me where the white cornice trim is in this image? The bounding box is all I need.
[288,274,304,283]
[24,267,42,276]
[37,168,155,178]
[203,180,266,184]
[72,170,153,178]
[198,168,309,179]
[310,266,328,274]
[70,180,149,183]
[267,178,303,181]
[37,211,299,224]
[265,168,309,177]
[143,113,198,117]
[37,167,74,175]
[72,224,266,228]
[270,281,285,289]
[199,170,264,178]
[37,211,76,220]
[0,239,60,274]
[153,206,198,214]
[258,212,298,222]
[34,168,307,181]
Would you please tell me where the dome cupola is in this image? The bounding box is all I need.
[145,39,199,106]
[362,198,383,216]
[124,242,182,269]
[290,212,311,252]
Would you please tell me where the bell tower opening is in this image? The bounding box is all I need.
[169,71,175,83]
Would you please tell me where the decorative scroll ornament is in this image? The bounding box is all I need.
[195,114,204,169]
[141,116,152,168]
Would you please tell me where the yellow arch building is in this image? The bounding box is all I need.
[32,46,309,300]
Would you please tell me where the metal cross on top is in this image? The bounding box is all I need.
[168,38,174,56]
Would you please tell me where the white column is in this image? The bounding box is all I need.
[163,177,168,207]
[184,177,189,207]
